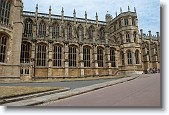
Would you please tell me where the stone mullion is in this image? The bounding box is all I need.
[46,24,49,40]
[124,51,127,66]
[123,33,126,43]
[132,48,135,65]
[31,42,36,78]
[48,42,53,78]
[136,33,139,43]
[93,45,98,76]
[115,50,119,67]
[106,46,112,75]
[79,45,84,77]
[93,28,97,43]
[130,31,134,43]
[59,25,62,38]
[128,16,132,26]
[139,50,142,65]
[84,25,87,39]
[6,39,12,64]
[64,44,69,77]
[49,25,52,39]
[65,28,67,41]
[33,23,37,39]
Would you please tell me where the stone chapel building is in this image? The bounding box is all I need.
[0,0,160,80]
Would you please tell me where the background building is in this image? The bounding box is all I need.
[0,0,160,80]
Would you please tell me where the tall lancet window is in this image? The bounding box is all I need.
[89,26,95,39]
[78,25,84,40]
[83,47,90,67]
[0,0,11,25]
[100,27,105,40]
[20,43,31,63]
[0,35,7,63]
[24,19,33,37]
[135,50,139,64]
[37,44,46,66]
[97,47,104,67]
[52,23,60,39]
[38,21,46,38]
[69,46,76,67]
[127,50,132,65]
[67,23,72,39]
[110,48,116,67]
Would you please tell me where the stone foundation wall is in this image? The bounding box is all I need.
[69,68,80,77]
[35,68,48,77]
[52,68,64,77]
[0,65,20,78]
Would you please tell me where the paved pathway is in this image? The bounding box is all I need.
[0,78,121,89]
[44,73,161,107]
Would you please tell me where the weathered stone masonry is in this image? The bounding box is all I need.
[0,0,160,80]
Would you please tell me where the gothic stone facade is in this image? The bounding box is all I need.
[0,0,160,80]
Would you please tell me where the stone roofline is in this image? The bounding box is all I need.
[22,11,106,25]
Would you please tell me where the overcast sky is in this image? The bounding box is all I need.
[22,0,160,35]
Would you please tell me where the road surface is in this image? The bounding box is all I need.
[43,73,161,107]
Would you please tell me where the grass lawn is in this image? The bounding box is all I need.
[0,86,61,99]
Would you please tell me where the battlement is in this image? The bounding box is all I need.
[106,6,137,23]
[140,29,160,41]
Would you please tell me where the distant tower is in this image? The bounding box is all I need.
[96,12,98,27]
[105,11,112,23]
[35,4,38,20]
[120,7,122,13]
[49,5,52,21]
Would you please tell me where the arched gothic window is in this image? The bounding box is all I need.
[89,26,95,39]
[126,33,131,43]
[69,46,76,67]
[53,45,62,66]
[20,43,30,63]
[135,50,139,64]
[52,23,60,39]
[110,48,116,67]
[78,25,84,40]
[146,43,150,61]
[83,47,90,67]
[132,17,136,26]
[100,27,105,40]
[67,24,72,39]
[0,35,7,63]
[24,19,33,37]
[121,51,124,65]
[97,47,103,67]
[37,44,46,66]
[124,18,128,26]
[127,50,132,64]
[119,34,123,44]
[0,0,11,25]
[38,21,46,38]
[133,32,137,42]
